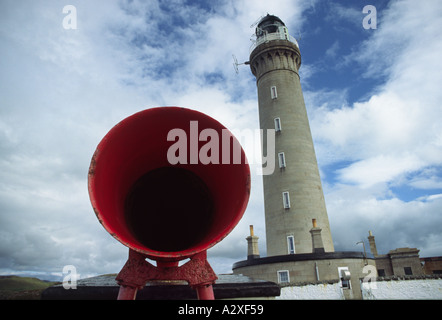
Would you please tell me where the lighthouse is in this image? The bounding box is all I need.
[249,15,334,255]
[233,16,381,299]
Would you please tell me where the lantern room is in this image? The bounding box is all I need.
[255,14,289,40]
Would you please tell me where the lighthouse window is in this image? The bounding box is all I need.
[282,191,290,209]
[287,236,295,254]
[271,86,278,99]
[274,117,282,132]
[277,270,290,284]
[278,152,286,169]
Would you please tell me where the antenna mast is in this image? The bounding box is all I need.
[232,54,249,74]
[250,15,265,28]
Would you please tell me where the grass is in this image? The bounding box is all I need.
[0,276,59,300]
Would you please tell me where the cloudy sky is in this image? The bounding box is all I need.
[1,0,441,281]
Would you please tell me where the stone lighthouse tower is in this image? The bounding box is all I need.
[250,15,334,255]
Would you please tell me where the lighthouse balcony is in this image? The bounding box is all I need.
[250,32,299,53]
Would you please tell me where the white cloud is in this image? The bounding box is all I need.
[337,154,425,188]
[411,177,442,190]
[325,3,361,27]
[325,40,340,58]
[312,0,442,189]
[0,0,312,278]
[1,0,441,281]
[326,182,442,256]
[307,0,442,257]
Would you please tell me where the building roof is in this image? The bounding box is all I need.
[257,14,285,28]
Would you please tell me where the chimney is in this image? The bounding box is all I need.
[310,219,325,253]
[368,230,378,257]
[246,225,260,260]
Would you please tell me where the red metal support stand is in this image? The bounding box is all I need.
[117,285,138,300]
[115,249,217,300]
[195,284,215,300]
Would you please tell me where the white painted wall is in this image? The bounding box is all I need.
[361,278,442,300]
[277,283,344,300]
[276,278,442,300]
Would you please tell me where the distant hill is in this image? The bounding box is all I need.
[0,275,59,300]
